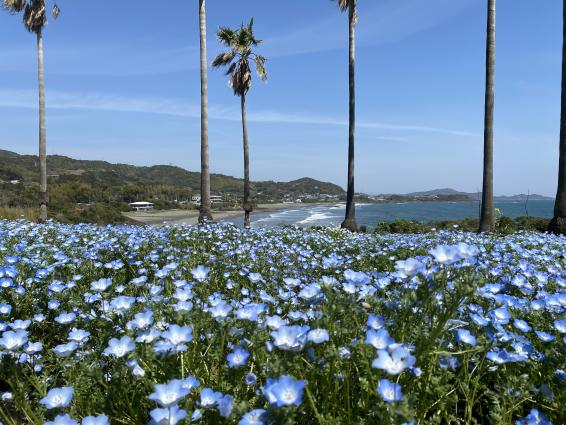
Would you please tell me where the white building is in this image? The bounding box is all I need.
[192,194,224,205]
[129,202,154,211]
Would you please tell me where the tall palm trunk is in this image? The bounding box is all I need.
[549,0,566,235]
[479,0,496,233]
[198,0,213,224]
[341,2,358,232]
[241,94,251,228]
[37,29,48,223]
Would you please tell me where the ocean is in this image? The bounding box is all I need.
[225,200,555,228]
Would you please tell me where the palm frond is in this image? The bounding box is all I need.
[52,2,59,19]
[23,0,46,33]
[225,61,237,77]
[254,55,267,81]
[212,51,236,68]
[335,0,354,12]
[2,0,27,13]
[217,27,236,47]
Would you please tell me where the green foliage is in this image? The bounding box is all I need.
[374,216,551,234]
[0,150,344,224]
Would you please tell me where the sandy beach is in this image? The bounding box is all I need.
[122,203,301,226]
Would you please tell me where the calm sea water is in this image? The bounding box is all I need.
[225,200,555,228]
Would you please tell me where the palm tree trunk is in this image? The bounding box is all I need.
[241,94,252,228]
[198,0,213,224]
[341,3,358,232]
[479,0,496,233]
[37,29,48,223]
[549,0,566,235]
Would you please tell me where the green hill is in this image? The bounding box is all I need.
[0,150,344,224]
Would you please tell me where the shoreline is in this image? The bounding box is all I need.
[122,202,319,226]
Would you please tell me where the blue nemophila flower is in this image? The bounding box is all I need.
[372,345,416,375]
[161,324,193,347]
[109,296,136,315]
[53,341,78,357]
[82,415,110,425]
[125,358,145,377]
[265,315,287,330]
[244,372,257,386]
[0,303,11,315]
[515,408,552,425]
[486,349,519,364]
[126,310,154,330]
[103,336,135,358]
[68,328,91,344]
[344,269,370,285]
[271,325,309,351]
[149,406,187,425]
[262,375,306,407]
[44,414,78,425]
[490,307,511,324]
[239,409,268,425]
[377,379,403,403]
[367,314,385,330]
[394,258,424,278]
[0,330,28,350]
[227,347,250,368]
[10,319,31,330]
[535,331,555,342]
[298,284,322,302]
[307,328,329,344]
[554,319,566,333]
[148,379,191,407]
[514,319,532,333]
[25,341,43,354]
[235,303,264,321]
[248,273,263,283]
[191,409,203,422]
[209,301,232,320]
[429,245,462,265]
[91,278,112,292]
[365,329,394,350]
[199,387,223,408]
[179,376,201,393]
[456,329,477,346]
[191,265,210,282]
[40,386,74,409]
[218,394,234,418]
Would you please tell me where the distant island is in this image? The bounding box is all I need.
[367,188,553,204]
[0,149,553,224]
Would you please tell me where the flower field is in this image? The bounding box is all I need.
[0,221,565,425]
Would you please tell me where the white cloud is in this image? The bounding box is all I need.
[0,88,475,137]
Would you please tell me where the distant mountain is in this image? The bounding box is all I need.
[401,188,553,202]
[0,149,345,200]
[405,188,470,197]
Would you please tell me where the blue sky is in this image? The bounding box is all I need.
[0,0,562,196]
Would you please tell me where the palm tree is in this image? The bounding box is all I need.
[198,0,213,224]
[2,0,60,223]
[335,0,359,232]
[479,0,496,233]
[549,0,566,235]
[212,19,267,228]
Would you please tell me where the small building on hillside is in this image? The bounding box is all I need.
[211,195,223,204]
[192,194,224,205]
[129,202,154,211]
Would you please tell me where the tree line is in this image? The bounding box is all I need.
[2,0,566,234]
